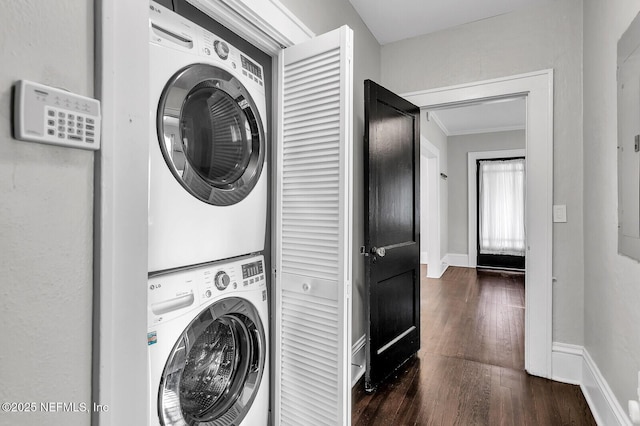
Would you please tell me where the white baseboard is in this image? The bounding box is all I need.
[439,257,449,277]
[582,349,632,426]
[426,257,448,278]
[552,342,632,425]
[551,342,583,385]
[445,253,470,267]
[351,334,366,387]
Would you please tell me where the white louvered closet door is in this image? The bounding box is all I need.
[275,25,353,426]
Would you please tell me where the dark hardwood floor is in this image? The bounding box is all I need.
[352,266,596,425]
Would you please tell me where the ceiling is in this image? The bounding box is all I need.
[348,0,552,45]
[429,98,526,136]
[345,1,536,135]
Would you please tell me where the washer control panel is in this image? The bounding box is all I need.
[148,254,266,325]
[241,258,265,288]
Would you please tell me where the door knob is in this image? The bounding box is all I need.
[371,247,386,257]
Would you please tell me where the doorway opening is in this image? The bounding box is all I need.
[420,96,526,274]
[403,70,554,378]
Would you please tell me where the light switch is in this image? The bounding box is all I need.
[553,205,567,223]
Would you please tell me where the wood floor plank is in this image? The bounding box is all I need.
[352,266,596,425]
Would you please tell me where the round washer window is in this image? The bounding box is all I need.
[158,64,265,206]
[158,297,265,426]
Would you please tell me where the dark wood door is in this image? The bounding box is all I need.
[364,80,420,392]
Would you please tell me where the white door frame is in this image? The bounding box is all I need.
[468,149,526,268]
[420,136,443,278]
[402,69,554,378]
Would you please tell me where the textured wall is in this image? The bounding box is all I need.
[381,0,585,345]
[583,0,640,411]
[447,130,525,254]
[0,1,93,425]
[279,0,381,345]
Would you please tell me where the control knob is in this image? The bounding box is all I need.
[214,40,229,60]
[215,271,230,290]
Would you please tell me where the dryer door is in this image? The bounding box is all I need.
[158,64,265,206]
[158,297,265,426]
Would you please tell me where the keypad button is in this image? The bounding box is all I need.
[68,114,75,120]
[86,124,94,131]
[77,116,83,122]
[67,127,74,133]
[77,123,83,129]
[68,134,82,141]
[86,138,94,143]
[58,133,65,139]
[47,129,55,135]
[47,110,55,117]
[86,118,94,124]
[58,112,65,118]
[58,118,65,125]
[77,129,83,135]
[47,119,55,126]
[86,131,94,137]
[67,120,74,126]
[58,126,65,132]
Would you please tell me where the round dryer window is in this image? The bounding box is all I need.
[158,64,265,206]
[158,297,265,426]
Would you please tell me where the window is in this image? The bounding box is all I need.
[478,158,525,257]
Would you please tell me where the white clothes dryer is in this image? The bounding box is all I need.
[148,1,268,273]
[147,254,269,426]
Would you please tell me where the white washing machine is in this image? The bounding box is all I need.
[148,254,269,426]
[148,1,268,273]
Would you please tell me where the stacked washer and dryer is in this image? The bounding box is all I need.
[147,2,269,425]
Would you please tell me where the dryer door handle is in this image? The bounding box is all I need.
[151,292,195,315]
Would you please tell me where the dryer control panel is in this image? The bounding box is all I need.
[148,254,266,326]
[149,0,265,93]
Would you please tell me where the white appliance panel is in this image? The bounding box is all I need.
[148,2,268,272]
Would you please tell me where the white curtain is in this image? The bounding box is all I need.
[478,158,525,256]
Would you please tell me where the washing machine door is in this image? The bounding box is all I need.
[158,297,265,426]
[158,64,265,206]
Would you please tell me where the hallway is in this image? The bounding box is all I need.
[352,267,596,425]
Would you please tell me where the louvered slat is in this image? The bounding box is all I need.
[281,289,340,425]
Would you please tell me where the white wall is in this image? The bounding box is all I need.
[279,0,381,345]
[422,113,449,261]
[0,2,93,425]
[420,155,429,262]
[381,0,585,346]
[447,130,525,254]
[583,0,640,412]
